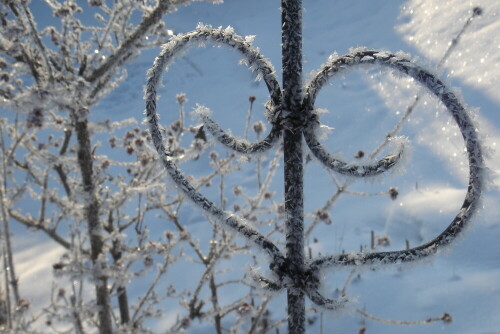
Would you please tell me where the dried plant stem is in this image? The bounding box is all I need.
[2,247,12,329]
[209,274,223,334]
[247,297,270,334]
[0,125,20,309]
[19,2,54,83]
[0,278,9,328]
[305,186,343,239]
[356,309,450,326]
[87,0,175,83]
[244,97,255,139]
[0,173,20,306]
[370,7,481,158]
[130,253,172,325]
[8,210,71,250]
[110,237,130,324]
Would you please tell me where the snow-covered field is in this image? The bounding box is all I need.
[12,0,500,333]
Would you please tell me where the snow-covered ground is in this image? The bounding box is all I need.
[12,0,500,333]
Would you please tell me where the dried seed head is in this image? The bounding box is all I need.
[88,0,103,6]
[125,131,135,139]
[192,139,204,151]
[135,138,144,147]
[57,289,66,299]
[316,210,329,221]
[55,7,70,17]
[26,108,44,128]
[253,121,265,134]
[473,7,483,16]
[376,236,390,247]
[389,187,398,200]
[236,302,252,315]
[233,186,242,196]
[179,231,190,240]
[165,231,174,241]
[442,313,452,323]
[354,150,365,159]
[140,156,149,166]
[143,256,154,267]
[171,120,181,132]
[264,192,273,200]
[209,151,218,160]
[109,137,116,148]
[176,93,187,104]
[101,160,110,169]
[249,96,256,103]
[126,146,134,155]
[233,204,241,212]
[52,263,64,270]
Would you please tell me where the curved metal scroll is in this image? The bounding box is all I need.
[144,26,286,266]
[148,25,283,155]
[145,24,485,311]
[303,50,485,271]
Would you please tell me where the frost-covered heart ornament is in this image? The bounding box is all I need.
[144,2,485,333]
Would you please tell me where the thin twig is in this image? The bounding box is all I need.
[356,309,451,326]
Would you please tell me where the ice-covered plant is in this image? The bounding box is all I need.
[0,1,230,333]
[145,1,486,333]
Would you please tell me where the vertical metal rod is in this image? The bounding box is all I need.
[281,0,305,333]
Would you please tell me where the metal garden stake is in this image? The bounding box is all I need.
[144,1,485,333]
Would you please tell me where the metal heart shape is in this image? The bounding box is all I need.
[144,25,485,310]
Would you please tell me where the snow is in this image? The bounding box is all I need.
[8,0,500,333]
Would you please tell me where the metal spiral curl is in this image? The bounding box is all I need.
[145,25,485,311]
[145,26,286,265]
[305,49,485,271]
[303,111,405,177]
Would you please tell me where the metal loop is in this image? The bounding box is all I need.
[305,50,485,270]
[302,111,406,177]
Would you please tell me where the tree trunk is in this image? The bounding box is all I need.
[73,113,113,334]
